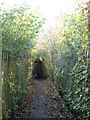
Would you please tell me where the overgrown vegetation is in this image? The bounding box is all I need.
[1,0,90,120]
[55,2,90,120]
[1,4,44,118]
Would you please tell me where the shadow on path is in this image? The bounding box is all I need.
[13,79,73,119]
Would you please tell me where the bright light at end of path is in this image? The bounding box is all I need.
[1,0,76,25]
[26,0,76,25]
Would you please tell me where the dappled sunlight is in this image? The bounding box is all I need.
[1,0,90,119]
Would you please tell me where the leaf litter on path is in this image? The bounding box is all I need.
[13,78,73,119]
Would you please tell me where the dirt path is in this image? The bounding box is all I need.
[13,79,73,119]
[27,79,50,118]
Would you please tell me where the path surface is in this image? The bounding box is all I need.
[13,79,73,119]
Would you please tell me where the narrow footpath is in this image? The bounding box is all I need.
[13,79,73,119]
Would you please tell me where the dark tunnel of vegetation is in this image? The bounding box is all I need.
[32,59,48,79]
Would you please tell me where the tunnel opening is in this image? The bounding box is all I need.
[32,58,47,79]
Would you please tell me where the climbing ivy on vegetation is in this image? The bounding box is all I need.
[55,1,90,120]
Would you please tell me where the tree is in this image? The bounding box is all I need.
[1,4,44,118]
